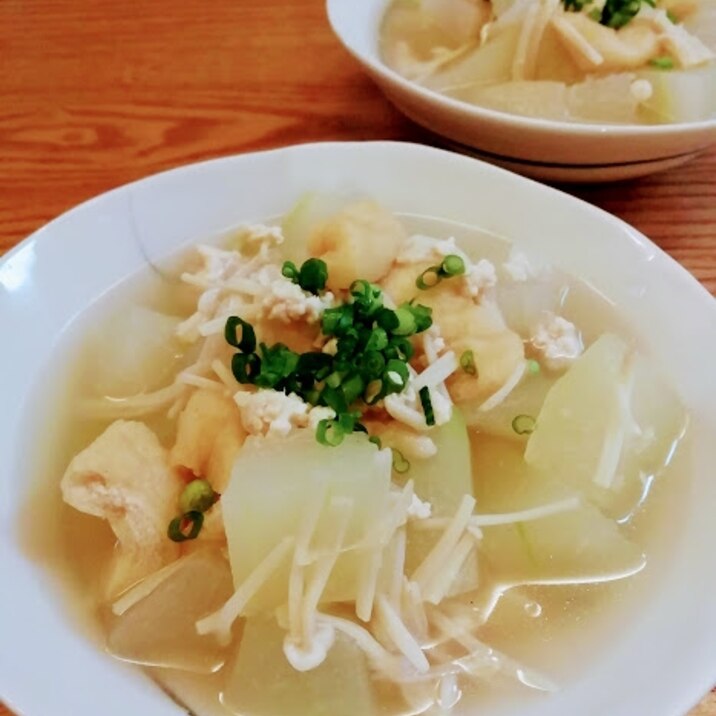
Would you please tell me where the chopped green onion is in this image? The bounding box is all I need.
[298,258,328,294]
[362,351,386,379]
[441,254,465,277]
[368,435,382,449]
[460,349,477,376]
[384,359,409,393]
[666,8,677,22]
[316,418,346,447]
[322,304,354,337]
[527,359,540,375]
[342,373,365,404]
[391,448,411,474]
[364,328,388,353]
[350,280,383,316]
[179,479,218,514]
[231,352,261,383]
[224,260,436,447]
[224,316,256,353]
[403,302,433,332]
[320,385,349,414]
[649,56,675,70]
[512,414,536,435]
[392,307,417,336]
[281,260,300,282]
[387,337,414,362]
[416,266,442,290]
[296,352,332,380]
[255,343,300,389]
[375,307,400,332]
[564,0,655,28]
[168,511,204,542]
[419,386,435,426]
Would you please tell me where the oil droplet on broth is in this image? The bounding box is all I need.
[524,601,542,618]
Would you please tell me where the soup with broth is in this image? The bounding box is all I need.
[380,0,716,125]
[31,197,688,715]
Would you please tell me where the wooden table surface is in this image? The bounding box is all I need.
[1,0,714,714]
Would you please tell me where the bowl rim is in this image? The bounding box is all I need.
[2,140,716,716]
[326,0,716,138]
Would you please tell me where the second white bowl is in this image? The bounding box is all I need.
[326,0,716,182]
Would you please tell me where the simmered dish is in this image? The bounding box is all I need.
[52,197,687,715]
[381,0,716,124]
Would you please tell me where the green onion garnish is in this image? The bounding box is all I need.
[316,418,346,447]
[387,336,414,362]
[563,0,656,29]
[460,349,477,376]
[368,435,382,449]
[231,352,261,383]
[441,254,465,277]
[527,359,540,375]
[416,255,467,290]
[416,266,442,290]
[649,56,675,70]
[392,307,417,336]
[391,448,411,474]
[350,280,383,316]
[384,359,409,393]
[223,262,434,447]
[419,386,435,426]
[225,316,256,353]
[167,511,204,542]
[179,479,219,514]
[298,258,328,294]
[281,260,300,282]
[512,414,536,435]
[282,258,328,294]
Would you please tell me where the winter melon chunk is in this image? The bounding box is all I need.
[222,616,375,716]
[403,409,479,596]
[472,436,645,585]
[222,432,392,615]
[107,549,234,672]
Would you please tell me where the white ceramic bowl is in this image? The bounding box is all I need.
[1,141,716,716]
[326,0,716,182]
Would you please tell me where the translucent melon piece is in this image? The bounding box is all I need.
[422,0,488,45]
[221,616,375,716]
[534,24,584,84]
[107,549,234,672]
[222,432,392,615]
[280,192,354,264]
[524,334,631,495]
[151,668,230,716]
[636,65,716,124]
[89,306,184,396]
[403,410,478,595]
[472,437,645,585]
[610,354,688,517]
[463,369,555,442]
[426,23,521,92]
[496,275,566,338]
[459,81,570,120]
[567,74,640,124]
[524,334,687,515]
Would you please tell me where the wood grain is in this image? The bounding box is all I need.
[0,0,714,714]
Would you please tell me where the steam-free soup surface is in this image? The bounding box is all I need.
[25,201,688,715]
[380,0,716,125]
